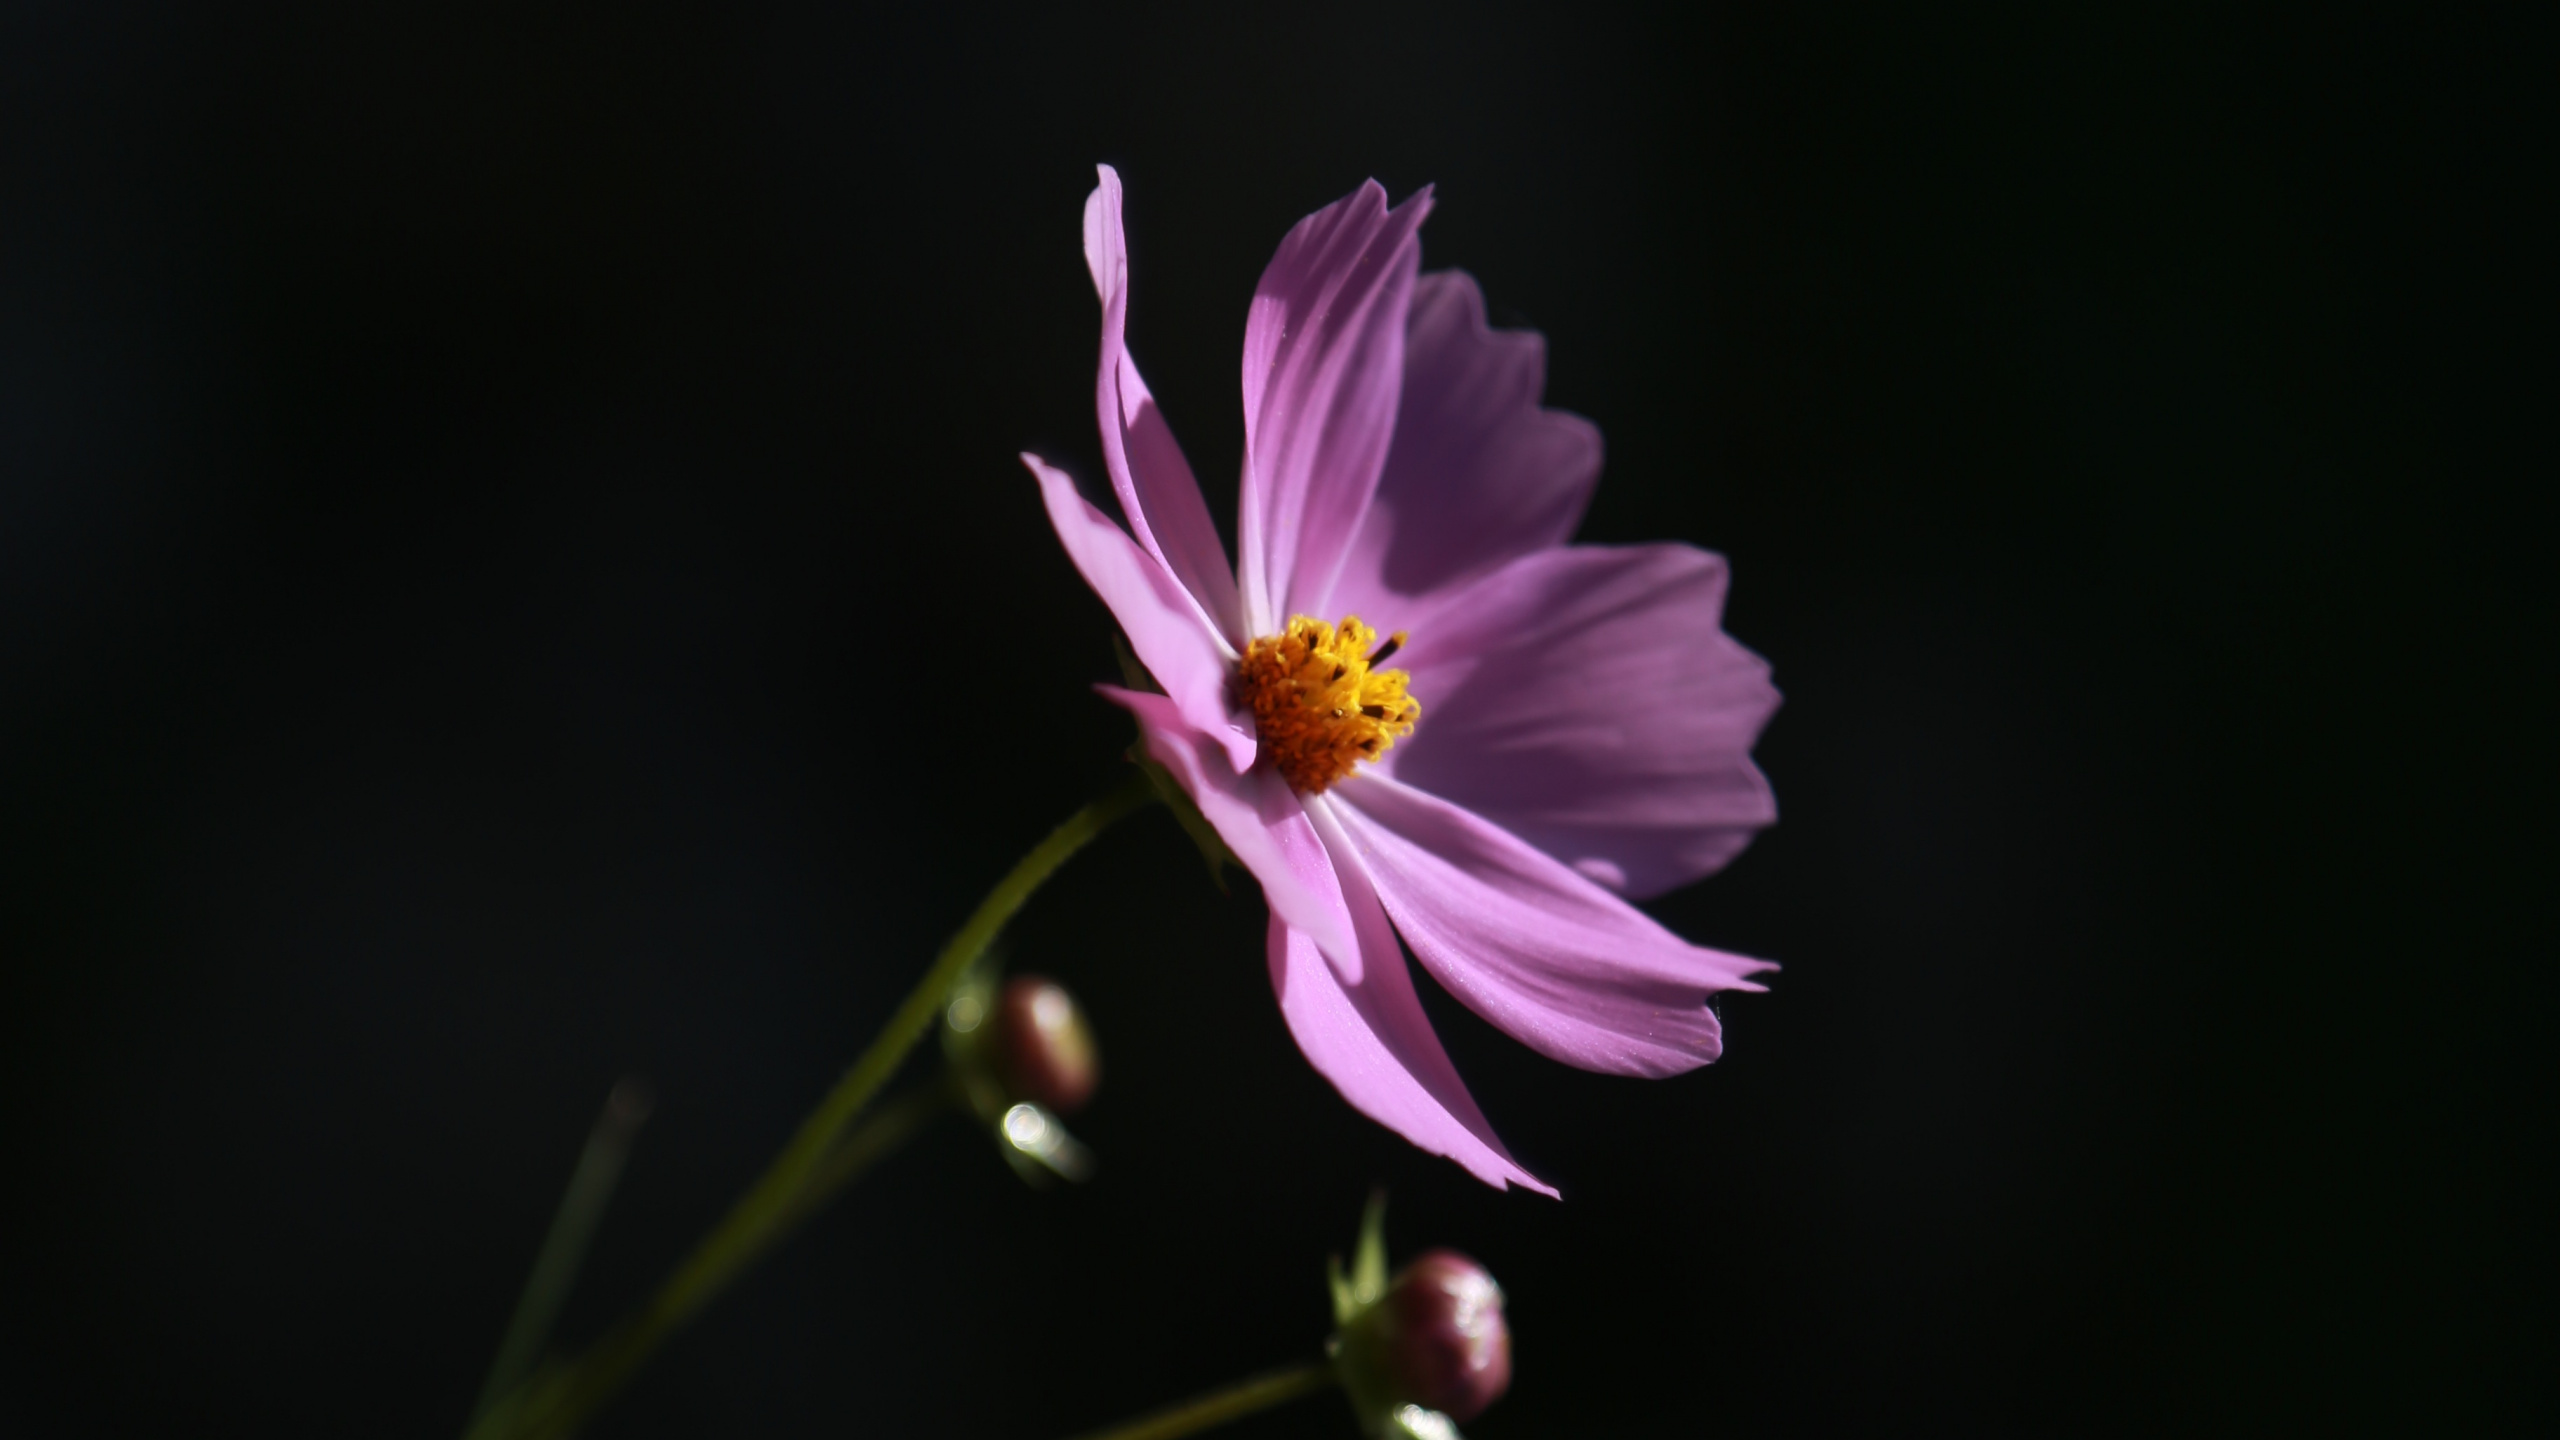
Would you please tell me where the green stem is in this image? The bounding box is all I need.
[483,771,1159,1440]
[470,1077,653,1424]
[775,1073,962,1238]
[1063,1362,1338,1440]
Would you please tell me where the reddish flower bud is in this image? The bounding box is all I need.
[989,974,1098,1114]
[1337,1247,1511,1432]
[1377,1250,1510,1421]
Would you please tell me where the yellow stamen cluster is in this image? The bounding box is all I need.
[1234,615,1420,795]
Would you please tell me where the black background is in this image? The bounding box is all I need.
[2,4,2540,1436]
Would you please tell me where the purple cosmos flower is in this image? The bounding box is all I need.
[1022,166,1778,1193]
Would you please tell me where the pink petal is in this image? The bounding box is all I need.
[1332,775,1773,1078]
[1271,797,1553,1195]
[1327,271,1603,638]
[1382,543,1778,898]
[1236,180,1432,634]
[1115,687,1545,1193]
[1083,167,1243,643]
[1101,685,1348,963]
[1025,454,1255,772]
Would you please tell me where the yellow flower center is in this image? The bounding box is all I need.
[1234,615,1420,794]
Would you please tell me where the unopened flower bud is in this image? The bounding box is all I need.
[1337,1249,1511,1432]
[989,974,1098,1114]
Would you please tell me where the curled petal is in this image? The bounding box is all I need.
[1102,686,1347,963]
[1328,270,1603,637]
[1238,180,1432,632]
[1083,166,1242,642]
[1026,455,1254,772]
[1385,543,1778,898]
[1334,775,1773,1078]
[1115,685,1530,1189]
[1270,798,1553,1195]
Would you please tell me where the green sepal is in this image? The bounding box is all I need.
[1111,631,1155,693]
[1351,1188,1389,1309]
[1136,751,1237,893]
[1112,634,1237,891]
[1329,1253,1360,1328]
[1329,1188,1391,1327]
[1385,1404,1464,1439]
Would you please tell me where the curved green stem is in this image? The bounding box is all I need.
[776,1072,963,1237]
[1063,1361,1337,1440]
[480,771,1159,1440]
[470,1078,652,1425]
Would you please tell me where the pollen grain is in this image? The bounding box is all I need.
[1234,615,1420,794]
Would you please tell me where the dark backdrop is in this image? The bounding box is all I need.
[2,4,2538,1436]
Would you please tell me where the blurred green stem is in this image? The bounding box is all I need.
[1063,1362,1338,1440]
[469,1077,653,1425]
[775,1071,962,1237]
[477,770,1159,1440]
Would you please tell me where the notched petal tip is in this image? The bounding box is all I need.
[1269,912,1556,1198]
[1384,543,1783,899]
[1083,165,1124,301]
[1336,776,1770,1079]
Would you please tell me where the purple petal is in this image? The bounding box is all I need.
[1236,180,1432,633]
[1102,685,1348,962]
[1327,271,1603,637]
[1333,775,1773,1078]
[1083,167,1243,643]
[1270,798,1554,1195]
[1025,454,1255,772]
[1383,543,1779,898]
